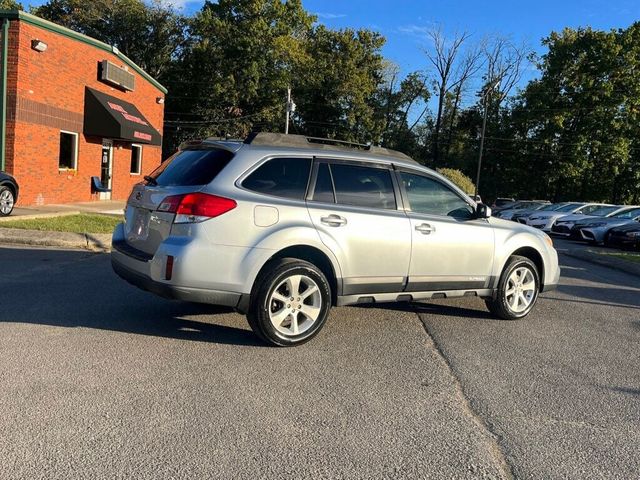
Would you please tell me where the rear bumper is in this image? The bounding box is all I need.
[110,222,247,308]
[112,256,242,307]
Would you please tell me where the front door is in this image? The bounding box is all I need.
[397,170,495,291]
[100,139,113,200]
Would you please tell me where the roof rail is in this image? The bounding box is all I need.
[244,132,415,162]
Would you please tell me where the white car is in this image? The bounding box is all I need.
[527,203,603,232]
[550,205,622,236]
[493,201,549,220]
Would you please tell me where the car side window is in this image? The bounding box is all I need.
[243,157,311,200]
[330,163,397,210]
[400,172,474,219]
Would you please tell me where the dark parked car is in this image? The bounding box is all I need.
[491,197,516,211]
[606,223,640,250]
[0,171,19,216]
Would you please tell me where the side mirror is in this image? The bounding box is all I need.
[476,204,492,219]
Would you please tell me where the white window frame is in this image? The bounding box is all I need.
[130,143,142,175]
[58,130,79,171]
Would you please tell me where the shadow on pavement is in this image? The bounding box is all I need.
[0,246,264,347]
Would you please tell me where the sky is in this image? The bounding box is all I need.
[168,0,640,80]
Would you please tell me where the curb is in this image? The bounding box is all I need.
[0,210,81,223]
[561,248,640,278]
[0,227,111,252]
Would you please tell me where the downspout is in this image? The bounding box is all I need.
[0,18,8,172]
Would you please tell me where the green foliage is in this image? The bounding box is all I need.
[436,168,476,195]
[0,0,22,9]
[0,214,121,233]
[33,0,185,78]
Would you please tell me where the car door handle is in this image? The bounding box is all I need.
[321,214,347,227]
[415,223,435,234]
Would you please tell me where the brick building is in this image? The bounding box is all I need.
[0,10,166,206]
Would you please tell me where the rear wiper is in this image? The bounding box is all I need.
[144,175,158,186]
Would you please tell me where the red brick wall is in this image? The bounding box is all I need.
[5,19,165,206]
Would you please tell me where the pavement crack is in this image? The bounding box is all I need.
[414,306,515,480]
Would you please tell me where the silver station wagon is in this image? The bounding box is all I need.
[112,133,560,346]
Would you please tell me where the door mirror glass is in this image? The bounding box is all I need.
[476,204,492,219]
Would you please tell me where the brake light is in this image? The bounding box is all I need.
[157,192,237,223]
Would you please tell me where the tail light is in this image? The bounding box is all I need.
[157,192,237,223]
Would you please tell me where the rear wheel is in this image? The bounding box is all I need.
[0,186,15,216]
[486,255,540,320]
[247,258,331,347]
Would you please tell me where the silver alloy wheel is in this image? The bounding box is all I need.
[268,274,322,336]
[505,266,536,313]
[0,189,14,215]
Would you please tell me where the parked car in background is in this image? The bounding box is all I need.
[111,132,560,347]
[577,207,640,244]
[527,203,604,232]
[492,197,516,210]
[606,223,640,250]
[512,203,568,224]
[493,201,550,220]
[0,171,19,216]
[550,204,618,236]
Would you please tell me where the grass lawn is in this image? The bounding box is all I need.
[600,251,640,264]
[0,214,122,234]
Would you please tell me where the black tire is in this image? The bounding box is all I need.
[247,258,331,347]
[485,255,540,320]
[603,231,612,247]
[0,185,15,217]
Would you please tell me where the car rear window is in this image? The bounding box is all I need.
[242,157,311,200]
[147,148,234,187]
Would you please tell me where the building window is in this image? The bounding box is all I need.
[59,131,78,170]
[130,144,142,175]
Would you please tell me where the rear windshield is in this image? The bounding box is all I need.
[147,148,234,187]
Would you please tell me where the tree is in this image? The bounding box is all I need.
[33,0,185,78]
[424,28,477,165]
[437,168,475,195]
[295,25,386,143]
[0,0,23,9]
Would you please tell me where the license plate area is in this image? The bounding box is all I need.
[127,207,151,242]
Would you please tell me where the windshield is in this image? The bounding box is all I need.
[612,208,640,219]
[589,206,618,217]
[539,203,561,211]
[556,203,582,212]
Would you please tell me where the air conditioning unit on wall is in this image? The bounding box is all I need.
[100,60,135,92]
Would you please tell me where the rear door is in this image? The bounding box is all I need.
[306,160,411,295]
[397,169,495,292]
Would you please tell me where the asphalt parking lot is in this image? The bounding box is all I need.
[0,241,638,479]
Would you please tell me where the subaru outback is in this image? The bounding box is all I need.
[111,133,560,346]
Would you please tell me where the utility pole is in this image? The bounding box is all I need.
[474,80,499,202]
[285,87,296,134]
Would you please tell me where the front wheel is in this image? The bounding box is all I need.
[486,255,540,320]
[0,186,15,216]
[247,258,331,347]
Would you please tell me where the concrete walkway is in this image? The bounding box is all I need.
[6,200,125,220]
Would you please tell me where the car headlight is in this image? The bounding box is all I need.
[529,216,541,221]
[586,222,607,227]
[626,231,640,238]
